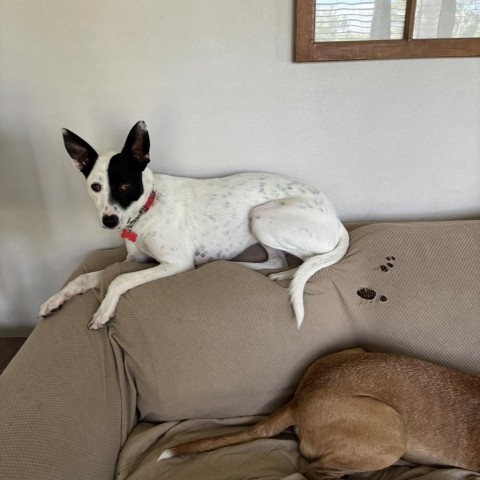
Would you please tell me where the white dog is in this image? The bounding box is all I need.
[39,122,348,329]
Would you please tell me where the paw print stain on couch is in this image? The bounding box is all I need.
[380,256,396,272]
[357,256,397,303]
[357,288,388,302]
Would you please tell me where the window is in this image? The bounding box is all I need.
[295,0,480,61]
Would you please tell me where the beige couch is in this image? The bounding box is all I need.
[1,221,479,480]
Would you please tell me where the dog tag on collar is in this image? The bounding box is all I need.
[121,229,138,242]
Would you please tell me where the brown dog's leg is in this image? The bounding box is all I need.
[299,397,407,480]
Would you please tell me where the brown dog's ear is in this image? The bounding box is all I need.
[122,121,150,169]
[62,129,98,178]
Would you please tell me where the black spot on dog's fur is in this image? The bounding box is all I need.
[108,153,145,209]
[108,121,151,210]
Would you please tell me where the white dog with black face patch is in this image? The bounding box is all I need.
[39,121,348,330]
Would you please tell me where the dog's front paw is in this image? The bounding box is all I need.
[39,291,72,317]
[88,304,114,330]
[88,312,108,330]
[88,314,106,330]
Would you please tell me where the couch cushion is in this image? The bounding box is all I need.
[106,259,356,422]
[104,220,480,422]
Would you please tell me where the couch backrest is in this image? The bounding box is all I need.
[90,220,480,422]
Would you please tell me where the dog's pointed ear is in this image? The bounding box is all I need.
[62,129,98,178]
[122,121,150,169]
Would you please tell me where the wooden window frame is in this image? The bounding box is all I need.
[295,0,480,61]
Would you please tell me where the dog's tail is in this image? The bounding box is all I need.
[157,404,294,461]
[290,224,349,329]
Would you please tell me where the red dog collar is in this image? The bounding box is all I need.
[121,191,156,243]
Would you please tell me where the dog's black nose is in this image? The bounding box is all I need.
[102,214,119,229]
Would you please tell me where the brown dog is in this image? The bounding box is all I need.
[158,348,480,479]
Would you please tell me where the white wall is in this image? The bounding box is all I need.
[1,0,479,333]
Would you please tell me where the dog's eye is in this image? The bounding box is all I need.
[119,183,131,192]
[91,183,102,193]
